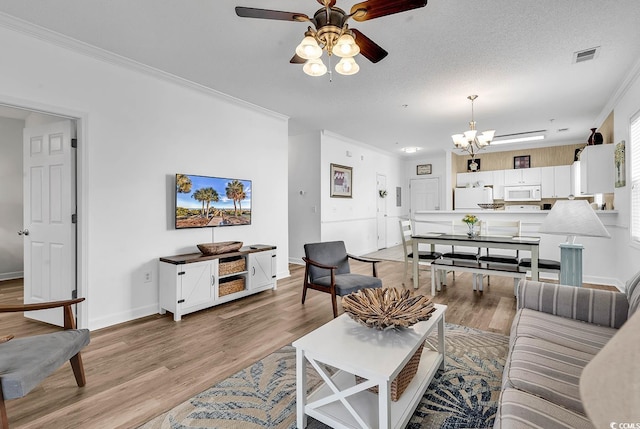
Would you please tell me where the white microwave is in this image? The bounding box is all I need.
[504,185,542,202]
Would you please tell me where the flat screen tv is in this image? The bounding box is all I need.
[175,173,252,229]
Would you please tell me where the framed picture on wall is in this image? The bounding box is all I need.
[330,163,352,198]
[417,164,432,175]
[514,155,531,169]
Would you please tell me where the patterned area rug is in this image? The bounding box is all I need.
[139,324,508,429]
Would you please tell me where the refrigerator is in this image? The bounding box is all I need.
[454,187,493,210]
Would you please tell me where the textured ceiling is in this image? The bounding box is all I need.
[1,0,639,157]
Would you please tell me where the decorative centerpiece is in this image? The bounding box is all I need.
[462,214,479,237]
[342,288,435,330]
[197,241,243,255]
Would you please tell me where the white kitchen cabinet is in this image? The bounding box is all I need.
[504,167,541,185]
[159,245,277,321]
[492,170,505,200]
[579,144,614,194]
[541,165,572,198]
[456,171,493,188]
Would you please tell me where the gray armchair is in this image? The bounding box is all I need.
[302,241,383,317]
[0,298,89,429]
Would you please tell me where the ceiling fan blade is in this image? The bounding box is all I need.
[317,0,337,7]
[350,0,428,22]
[290,53,306,64]
[235,7,310,22]
[351,29,388,63]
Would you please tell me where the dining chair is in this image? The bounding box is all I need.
[477,220,521,286]
[399,220,442,286]
[441,220,484,282]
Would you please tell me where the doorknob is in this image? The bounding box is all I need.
[17,229,29,236]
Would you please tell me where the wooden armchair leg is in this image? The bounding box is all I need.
[331,293,338,318]
[70,352,87,387]
[1,388,8,429]
[301,283,308,304]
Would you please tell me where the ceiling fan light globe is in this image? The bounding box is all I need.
[296,36,323,60]
[335,57,359,75]
[334,34,360,58]
[303,58,327,76]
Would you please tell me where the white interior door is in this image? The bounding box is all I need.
[23,120,76,326]
[376,174,387,249]
[410,178,441,218]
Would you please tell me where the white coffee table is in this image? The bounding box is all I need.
[293,303,446,429]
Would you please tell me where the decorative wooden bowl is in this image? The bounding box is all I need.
[197,241,243,255]
[342,288,435,330]
[478,203,505,210]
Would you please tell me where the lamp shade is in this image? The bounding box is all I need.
[538,200,611,241]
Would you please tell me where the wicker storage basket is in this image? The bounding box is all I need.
[197,241,243,255]
[356,343,424,401]
[219,277,245,297]
[219,257,246,276]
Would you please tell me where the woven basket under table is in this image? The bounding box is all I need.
[355,343,424,401]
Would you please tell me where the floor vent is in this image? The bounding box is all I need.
[573,47,599,63]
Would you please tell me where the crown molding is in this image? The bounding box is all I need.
[596,57,640,127]
[0,12,288,122]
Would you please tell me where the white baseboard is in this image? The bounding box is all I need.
[0,271,24,281]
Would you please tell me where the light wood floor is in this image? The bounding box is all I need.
[0,259,613,428]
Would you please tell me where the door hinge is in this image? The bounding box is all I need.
[72,290,78,299]
[71,214,77,224]
[71,138,78,148]
[177,299,185,304]
[178,271,185,276]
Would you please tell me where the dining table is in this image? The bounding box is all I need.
[411,233,541,289]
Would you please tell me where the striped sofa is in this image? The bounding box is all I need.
[494,276,640,428]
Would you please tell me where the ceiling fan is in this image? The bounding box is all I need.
[235,0,428,76]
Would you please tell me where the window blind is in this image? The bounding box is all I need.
[630,112,640,243]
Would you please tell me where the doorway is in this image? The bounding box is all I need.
[0,103,81,327]
[376,173,387,249]
[410,177,441,218]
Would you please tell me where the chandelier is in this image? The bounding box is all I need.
[296,25,361,77]
[451,95,495,158]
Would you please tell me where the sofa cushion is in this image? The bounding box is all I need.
[510,308,618,355]
[312,273,382,296]
[625,269,640,318]
[503,336,595,414]
[494,388,594,429]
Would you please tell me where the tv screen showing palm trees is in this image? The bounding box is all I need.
[175,174,251,229]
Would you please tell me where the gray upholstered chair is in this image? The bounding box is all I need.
[0,298,90,429]
[302,241,383,318]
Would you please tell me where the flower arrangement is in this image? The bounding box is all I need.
[379,189,388,198]
[462,214,479,225]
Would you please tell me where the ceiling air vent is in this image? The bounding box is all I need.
[573,47,600,64]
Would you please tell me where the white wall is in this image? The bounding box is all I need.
[0,117,24,280]
[320,131,405,256]
[612,62,640,287]
[0,23,289,330]
[288,132,322,263]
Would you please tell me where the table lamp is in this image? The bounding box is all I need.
[538,199,610,286]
